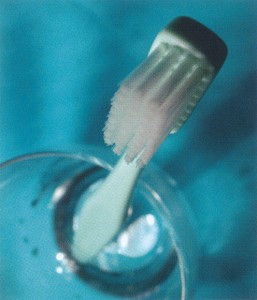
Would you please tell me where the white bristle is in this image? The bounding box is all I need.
[104,43,214,165]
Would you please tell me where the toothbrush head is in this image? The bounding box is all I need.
[104,16,227,166]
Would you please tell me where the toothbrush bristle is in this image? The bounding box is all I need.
[104,43,215,165]
[104,84,171,165]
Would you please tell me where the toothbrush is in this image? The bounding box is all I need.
[72,17,227,263]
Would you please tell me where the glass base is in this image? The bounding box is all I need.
[54,164,178,296]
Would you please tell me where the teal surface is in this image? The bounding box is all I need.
[0,0,256,299]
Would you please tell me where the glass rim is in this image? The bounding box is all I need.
[0,148,113,170]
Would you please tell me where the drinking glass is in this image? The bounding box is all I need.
[0,146,198,299]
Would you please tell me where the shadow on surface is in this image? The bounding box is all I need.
[163,72,256,187]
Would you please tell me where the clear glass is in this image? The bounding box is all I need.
[0,146,198,299]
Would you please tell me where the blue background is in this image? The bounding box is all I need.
[0,0,256,299]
